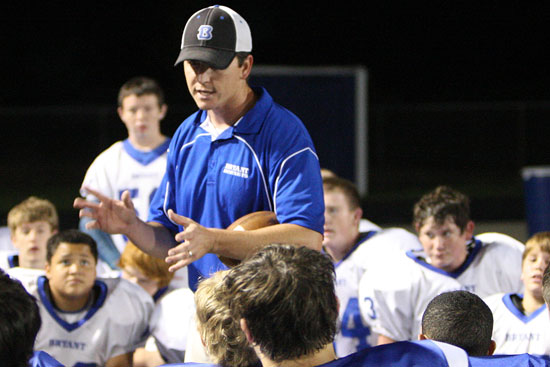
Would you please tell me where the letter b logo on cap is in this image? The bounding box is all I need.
[197,25,213,40]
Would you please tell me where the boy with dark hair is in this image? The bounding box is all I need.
[18,229,153,367]
[0,269,62,367]
[221,244,469,367]
[420,290,496,356]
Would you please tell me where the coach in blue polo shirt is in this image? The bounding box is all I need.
[74,5,324,291]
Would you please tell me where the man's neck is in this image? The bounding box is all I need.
[208,85,256,129]
[259,343,337,367]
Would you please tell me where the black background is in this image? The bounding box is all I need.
[2,2,550,227]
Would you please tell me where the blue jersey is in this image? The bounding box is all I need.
[160,340,468,367]
[149,87,324,291]
[470,354,550,366]
[29,351,64,367]
[325,340,468,367]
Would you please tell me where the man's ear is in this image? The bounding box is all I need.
[418,333,428,341]
[240,318,255,345]
[487,340,496,356]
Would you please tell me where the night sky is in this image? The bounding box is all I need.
[3,2,549,106]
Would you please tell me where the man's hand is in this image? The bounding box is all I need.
[165,209,219,272]
[73,186,139,235]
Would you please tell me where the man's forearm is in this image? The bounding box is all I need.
[211,223,322,261]
[124,220,177,259]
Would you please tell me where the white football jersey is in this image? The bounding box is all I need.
[359,235,524,342]
[6,266,44,289]
[484,293,550,355]
[81,139,169,253]
[0,250,18,271]
[150,287,196,363]
[0,226,14,251]
[334,227,422,357]
[26,276,154,366]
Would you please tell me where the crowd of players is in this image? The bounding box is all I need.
[2,3,550,367]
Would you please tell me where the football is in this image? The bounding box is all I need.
[219,211,279,267]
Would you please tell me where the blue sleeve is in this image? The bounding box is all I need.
[271,147,324,234]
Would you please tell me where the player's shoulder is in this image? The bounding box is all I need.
[367,227,422,251]
[90,140,125,162]
[6,267,45,291]
[476,232,525,253]
[482,292,507,309]
[337,340,469,367]
[100,276,154,310]
[359,248,424,290]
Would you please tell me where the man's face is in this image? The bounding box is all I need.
[118,94,166,143]
[521,246,550,301]
[46,242,97,303]
[183,56,251,114]
[416,216,473,272]
[11,221,55,269]
[323,189,361,258]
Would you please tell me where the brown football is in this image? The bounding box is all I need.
[219,211,279,267]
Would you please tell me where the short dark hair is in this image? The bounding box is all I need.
[543,263,550,307]
[224,244,337,363]
[323,176,361,210]
[117,76,165,107]
[413,186,471,232]
[46,229,98,263]
[0,269,41,367]
[235,52,251,67]
[421,290,493,356]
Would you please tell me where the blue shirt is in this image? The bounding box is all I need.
[149,87,324,290]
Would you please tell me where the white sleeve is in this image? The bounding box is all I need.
[358,255,416,341]
[150,288,196,363]
[81,143,120,200]
[105,278,155,357]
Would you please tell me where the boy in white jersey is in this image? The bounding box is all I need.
[0,197,58,284]
[322,176,421,357]
[26,229,153,367]
[483,231,550,355]
[80,76,170,269]
[359,186,524,344]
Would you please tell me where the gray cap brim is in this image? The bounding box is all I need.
[174,46,235,70]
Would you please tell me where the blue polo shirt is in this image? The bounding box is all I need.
[149,86,324,290]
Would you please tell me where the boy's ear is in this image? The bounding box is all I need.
[45,262,52,279]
